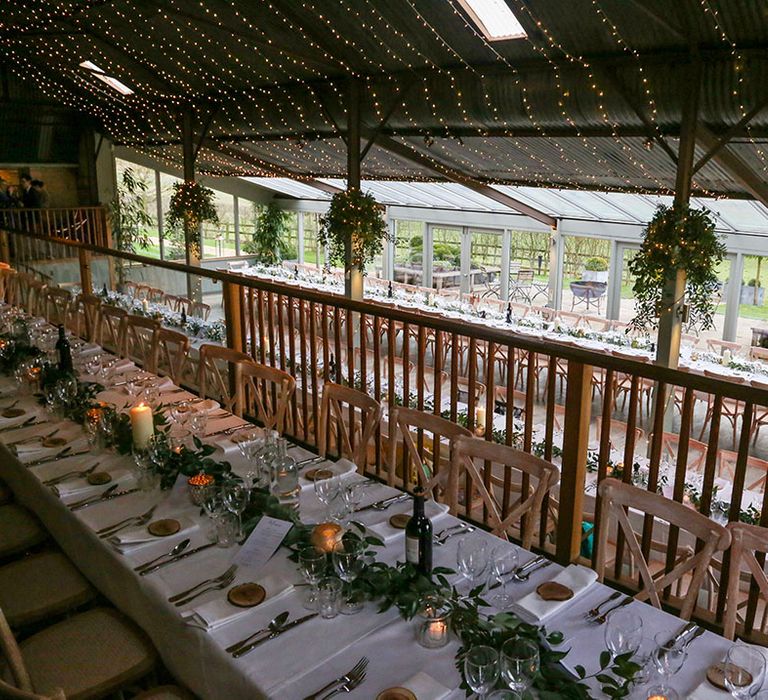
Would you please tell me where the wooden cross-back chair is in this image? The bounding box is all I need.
[44,288,71,327]
[449,435,558,549]
[0,268,18,306]
[717,450,768,493]
[387,406,471,501]
[98,305,128,354]
[154,328,190,386]
[595,478,731,620]
[0,605,156,700]
[197,344,254,416]
[119,315,160,369]
[724,522,768,641]
[76,294,102,343]
[240,362,296,435]
[20,277,46,316]
[189,301,211,320]
[318,382,381,472]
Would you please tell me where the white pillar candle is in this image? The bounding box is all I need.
[476,406,487,430]
[130,403,154,449]
[142,299,149,314]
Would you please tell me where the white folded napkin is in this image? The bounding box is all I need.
[367,500,450,544]
[214,425,265,454]
[15,428,84,456]
[53,468,134,499]
[15,435,89,464]
[107,358,135,374]
[512,564,598,624]
[298,458,357,490]
[107,515,197,553]
[0,408,39,431]
[400,672,452,700]
[182,575,294,630]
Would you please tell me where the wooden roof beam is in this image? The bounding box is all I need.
[696,126,768,208]
[370,133,556,227]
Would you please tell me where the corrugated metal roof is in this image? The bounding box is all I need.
[5,1,768,198]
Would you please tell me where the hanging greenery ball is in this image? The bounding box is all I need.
[318,188,391,269]
[629,205,726,333]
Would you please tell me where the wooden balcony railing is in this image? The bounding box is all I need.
[4,218,768,641]
[0,207,110,249]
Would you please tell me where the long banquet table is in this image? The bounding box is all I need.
[0,330,748,699]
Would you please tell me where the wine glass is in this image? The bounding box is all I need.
[298,545,327,611]
[457,538,489,589]
[604,609,643,660]
[332,538,365,614]
[340,481,364,521]
[315,476,342,520]
[489,546,519,607]
[652,631,687,694]
[724,644,766,699]
[83,354,103,378]
[500,636,539,696]
[222,481,249,541]
[464,645,499,699]
[132,444,158,491]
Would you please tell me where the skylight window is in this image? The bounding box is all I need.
[456,0,527,41]
[79,60,134,95]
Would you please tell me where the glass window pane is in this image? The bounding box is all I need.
[201,191,233,259]
[468,229,503,296]
[562,236,610,317]
[114,159,159,259]
[302,213,321,266]
[394,221,425,287]
[508,230,549,307]
[431,226,461,293]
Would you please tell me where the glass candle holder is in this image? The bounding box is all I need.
[416,594,450,649]
[188,472,215,505]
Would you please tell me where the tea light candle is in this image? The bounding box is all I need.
[311,522,344,553]
[417,595,450,649]
[129,403,154,449]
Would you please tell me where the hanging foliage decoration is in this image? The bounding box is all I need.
[318,188,390,269]
[628,205,726,333]
[164,181,219,259]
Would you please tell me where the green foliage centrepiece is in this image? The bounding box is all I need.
[629,205,726,333]
[243,202,291,264]
[584,256,608,272]
[318,188,390,270]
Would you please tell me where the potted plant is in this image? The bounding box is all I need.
[741,278,764,306]
[318,188,390,298]
[629,205,726,333]
[243,202,291,265]
[582,256,609,283]
[164,181,219,262]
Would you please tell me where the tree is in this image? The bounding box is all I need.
[108,168,154,285]
[243,202,290,264]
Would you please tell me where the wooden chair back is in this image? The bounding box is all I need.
[21,277,46,316]
[595,478,731,619]
[449,435,559,548]
[724,522,768,641]
[387,407,472,500]
[0,268,17,306]
[197,344,254,416]
[749,346,768,362]
[658,432,708,473]
[318,382,381,472]
[189,301,211,320]
[718,450,768,492]
[147,287,164,303]
[120,315,160,368]
[78,294,102,343]
[98,305,127,353]
[240,362,296,435]
[154,328,190,386]
[44,287,71,327]
[707,338,742,355]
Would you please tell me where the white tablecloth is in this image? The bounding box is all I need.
[0,370,740,700]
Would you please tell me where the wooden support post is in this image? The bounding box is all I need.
[556,360,593,564]
[0,231,10,265]
[78,248,93,297]
[345,79,363,301]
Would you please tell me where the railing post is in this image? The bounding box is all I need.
[78,247,93,296]
[555,359,593,564]
[223,279,244,353]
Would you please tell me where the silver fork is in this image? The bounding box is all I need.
[436,525,476,546]
[583,591,621,620]
[43,462,100,487]
[302,658,368,700]
[9,427,59,446]
[318,672,366,700]
[173,569,237,607]
[99,506,157,539]
[168,565,238,603]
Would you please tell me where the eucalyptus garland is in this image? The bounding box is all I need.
[629,205,726,333]
[318,188,390,270]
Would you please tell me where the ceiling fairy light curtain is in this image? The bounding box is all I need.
[2,0,768,199]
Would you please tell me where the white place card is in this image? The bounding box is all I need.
[233,516,292,574]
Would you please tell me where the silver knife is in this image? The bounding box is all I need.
[0,416,38,433]
[512,555,546,577]
[139,542,217,576]
[68,483,120,510]
[28,447,91,467]
[205,423,251,438]
[353,493,409,513]
[232,613,318,658]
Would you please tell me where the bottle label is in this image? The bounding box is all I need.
[405,535,420,564]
